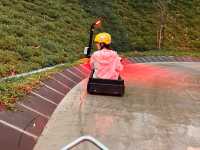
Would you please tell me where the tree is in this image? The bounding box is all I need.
[154,0,169,49]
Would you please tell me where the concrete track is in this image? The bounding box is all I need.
[34,62,200,150]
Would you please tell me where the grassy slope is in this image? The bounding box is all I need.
[0,0,199,77]
[0,0,93,77]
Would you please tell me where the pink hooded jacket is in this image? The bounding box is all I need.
[90,49,123,80]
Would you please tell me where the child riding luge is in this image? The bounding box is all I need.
[90,32,123,80]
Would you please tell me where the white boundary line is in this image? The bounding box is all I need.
[19,103,50,119]
[31,91,58,106]
[51,77,71,90]
[0,63,65,82]
[58,73,77,85]
[73,66,88,77]
[66,69,82,80]
[0,120,38,140]
[41,82,65,96]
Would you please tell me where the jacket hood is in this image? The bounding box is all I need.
[92,49,118,64]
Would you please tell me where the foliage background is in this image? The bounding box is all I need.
[0,0,199,77]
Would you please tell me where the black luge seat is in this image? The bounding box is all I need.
[87,70,125,96]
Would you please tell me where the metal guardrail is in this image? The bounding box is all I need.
[60,135,109,150]
[0,63,65,82]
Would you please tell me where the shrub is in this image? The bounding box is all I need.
[16,47,34,60]
[0,35,18,50]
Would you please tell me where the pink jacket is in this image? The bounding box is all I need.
[90,49,123,80]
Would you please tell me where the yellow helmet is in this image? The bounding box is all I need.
[94,32,111,45]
